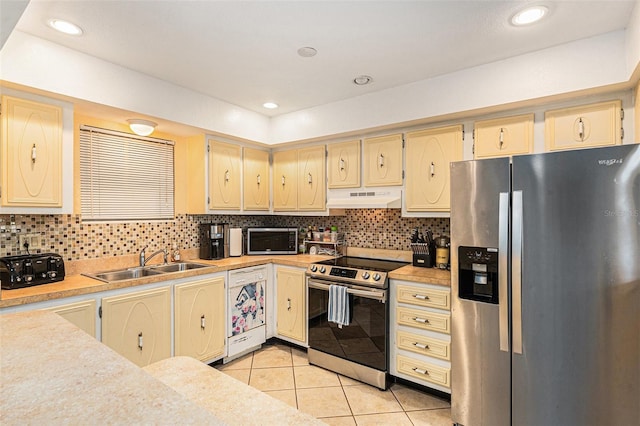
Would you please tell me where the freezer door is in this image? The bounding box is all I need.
[451,157,511,426]
[511,144,640,426]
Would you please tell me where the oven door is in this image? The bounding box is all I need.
[307,278,388,371]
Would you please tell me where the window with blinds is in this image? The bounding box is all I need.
[79,126,175,221]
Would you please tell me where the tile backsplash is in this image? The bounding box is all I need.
[0,211,449,261]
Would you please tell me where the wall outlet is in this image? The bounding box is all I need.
[19,233,41,251]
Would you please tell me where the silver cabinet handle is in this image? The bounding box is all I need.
[413,317,429,324]
[499,128,505,148]
[379,153,385,168]
[31,144,37,163]
[224,170,230,183]
[281,175,286,186]
[256,174,261,185]
[413,294,429,300]
[412,367,428,375]
[430,162,435,178]
[201,314,206,330]
[498,192,509,352]
[339,158,345,171]
[578,118,585,141]
[138,332,143,350]
[413,342,429,350]
[307,172,312,185]
[287,298,291,311]
[512,190,524,355]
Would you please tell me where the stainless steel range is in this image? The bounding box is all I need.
[306,256,409,390]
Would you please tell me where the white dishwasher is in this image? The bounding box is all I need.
[226,265,267,361]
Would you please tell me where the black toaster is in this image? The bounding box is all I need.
[0,253,65,290]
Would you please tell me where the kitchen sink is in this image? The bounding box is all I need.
[84,262,213,283]
[149,262,210,273]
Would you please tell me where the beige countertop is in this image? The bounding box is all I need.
[0,253,450,308]
[0,310,225,425]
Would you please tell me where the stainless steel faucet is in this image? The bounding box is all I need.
[139,245,168,266]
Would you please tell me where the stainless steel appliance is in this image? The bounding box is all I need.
[199,223,229,260]
[246,227,298,255]
[0,253,65,289]
[450,144,640,426]
[306,256,409,390]
[226,265,267,361]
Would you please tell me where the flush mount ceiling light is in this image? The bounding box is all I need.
[353,75,373,86]
[263,102,279,109]
[297,47,318,58]
[47,19,83,35]
[511,5,548,26]
[127,119,157,136]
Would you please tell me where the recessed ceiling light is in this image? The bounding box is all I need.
[297,47,318,58]
[353,75,373,86]
[263,102,279,109]
[47,19,83,35]
[511,6,548,26]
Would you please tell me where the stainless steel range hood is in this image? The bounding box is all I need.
[326,189,402,209]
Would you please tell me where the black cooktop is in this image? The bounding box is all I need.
[317,256,409,272]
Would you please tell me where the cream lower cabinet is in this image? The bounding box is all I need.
[275,266,306,344]
[390,279,451,393]
[174,276,226,362]
[1,95,63,207]
[405,125,463,212]
[101,286,171,367]
[43,299,97,338]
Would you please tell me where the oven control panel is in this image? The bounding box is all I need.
[306,263,388,288]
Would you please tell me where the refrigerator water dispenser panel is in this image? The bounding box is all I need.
[458,246,499,304]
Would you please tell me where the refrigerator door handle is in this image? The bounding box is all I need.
[512,190,524,354]
[498,192,510,352]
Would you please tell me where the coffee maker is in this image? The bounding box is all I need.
[200,223,229,260]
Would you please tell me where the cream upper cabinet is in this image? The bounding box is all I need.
[243,147,270,211]
[208,140,241,210]
[327,140,360,188]
[101,287,171,367]
[363,134,403,186]
[276,266,306,343]
[43,299,96,338]
[273,149,298,211]
[474,114,534,158]
[175,276,226,362]
[297,145,326,211]
[545,100,622,151]
[405,125,463,212]
[1,95,62,207]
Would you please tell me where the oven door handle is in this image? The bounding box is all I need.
[307,279,386,302]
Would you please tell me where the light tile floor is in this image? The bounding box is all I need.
[215,342,451,425]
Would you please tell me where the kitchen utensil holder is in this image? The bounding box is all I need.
[411,243,433,268]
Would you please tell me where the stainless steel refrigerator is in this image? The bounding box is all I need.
[450,144,640,426]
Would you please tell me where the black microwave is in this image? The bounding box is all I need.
[246,228,298,255]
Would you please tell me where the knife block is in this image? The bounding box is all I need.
[411,243,433,268]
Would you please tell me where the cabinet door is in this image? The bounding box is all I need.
[242,147,270,211]
[1,96,62,207]
[273,149,298,211]
[102,287,171,367]
[175,276,225,362]
[208,140,241,210]
[405,125,463,212]
[43,299,96,338]
[363,134,403,186]
[276,266,306,343]
[297,145,326,211]
[328,140,360,188]
[474,114,534,158]
[545,100,622,151]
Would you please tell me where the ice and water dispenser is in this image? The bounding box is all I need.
[458,246,499,304]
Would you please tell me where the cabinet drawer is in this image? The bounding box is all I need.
[397,285,450,310]
[397,330,450,361]
[397,355,450,388]
[397,306,450,334]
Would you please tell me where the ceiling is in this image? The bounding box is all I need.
[7,1,638,118]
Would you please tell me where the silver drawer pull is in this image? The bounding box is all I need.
[413,367,429,375]
[413,294,429,300]
[413,342,430,350]
[137,332,143,350]
[413,317,429,324]
[201,314,206,329]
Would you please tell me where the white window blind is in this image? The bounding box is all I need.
[79,126,175,221]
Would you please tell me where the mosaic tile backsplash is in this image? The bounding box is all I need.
[0,211,449,261]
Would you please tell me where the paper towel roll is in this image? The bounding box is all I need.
[229,228,242,257]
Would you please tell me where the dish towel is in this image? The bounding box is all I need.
[328,284,350,328]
